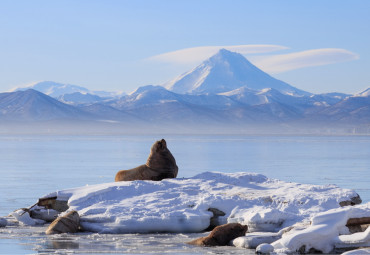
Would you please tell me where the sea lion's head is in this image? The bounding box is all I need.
[146,139,178,178]
[153,139,167,153]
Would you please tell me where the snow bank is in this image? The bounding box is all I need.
[270,202,370,254]
[33,172,358,234]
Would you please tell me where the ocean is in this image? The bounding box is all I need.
[0,135,369,254]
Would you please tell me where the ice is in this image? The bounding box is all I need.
[271,202,370,253]
[30,171,358,234]
[11,209,44,226]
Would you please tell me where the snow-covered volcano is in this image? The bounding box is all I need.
[164,49,310,96]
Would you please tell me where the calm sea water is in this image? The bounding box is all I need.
[0,135,369,254]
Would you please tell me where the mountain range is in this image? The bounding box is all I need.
[1,49,369,134]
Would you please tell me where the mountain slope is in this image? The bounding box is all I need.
[0,89,94,121]
[164,49,310,96]
[311,92,370,123]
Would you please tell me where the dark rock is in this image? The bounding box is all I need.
[346,217,370,234]
[206,208,226,231]
[38,197,69,212]
[188,223,248,246]
[339,195,362,207]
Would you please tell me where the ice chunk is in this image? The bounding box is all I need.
[11,209,45,226]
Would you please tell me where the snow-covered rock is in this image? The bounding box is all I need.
[29,172,359,234]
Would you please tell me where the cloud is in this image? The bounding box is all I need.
[147,44,289,65]
[250,48,359,73]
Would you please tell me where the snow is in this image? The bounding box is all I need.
[30,171,359,235]
[255,243,274,254]
[343,248,370,255]
[270,202,370,253]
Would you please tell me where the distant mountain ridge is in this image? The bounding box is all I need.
[2,49,370,134]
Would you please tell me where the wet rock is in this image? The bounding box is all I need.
[45,210,80,235]
[206,208,226,230]
[188,223,248,246]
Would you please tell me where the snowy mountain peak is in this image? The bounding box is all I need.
[164,49,311,96]
[13,81,90,97]
[12,81,123,99]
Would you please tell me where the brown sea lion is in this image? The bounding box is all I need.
[187,223,248,246]
[115,139,178,181]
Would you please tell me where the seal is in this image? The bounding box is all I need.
[115,139,178,181]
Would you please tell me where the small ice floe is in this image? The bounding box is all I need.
[25,171,360,234]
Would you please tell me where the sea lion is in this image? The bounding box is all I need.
[187,223,248,246]
[115,139,178,181]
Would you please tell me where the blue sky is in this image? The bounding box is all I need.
[0,0,369,94]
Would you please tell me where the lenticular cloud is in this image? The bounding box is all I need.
[251,48,359,73]
[148,44,288,65]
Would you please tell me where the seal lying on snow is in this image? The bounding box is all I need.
[115,139,178,181]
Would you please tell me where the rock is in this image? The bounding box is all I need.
[340,195,362,207]
[45,210,80,235]
[256,243,274,254]
[38,197,69,212]
[0,217,7,227]
[206,208,226,230]
[346,217,370,234]
[30,208,59,222]
[187,223,248,246]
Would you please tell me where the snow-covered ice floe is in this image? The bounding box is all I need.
[20,172,360,235]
